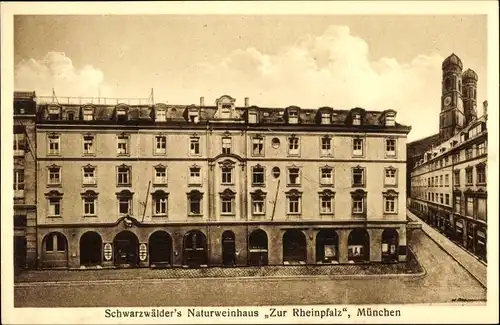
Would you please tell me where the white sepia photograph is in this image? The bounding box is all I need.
[1,2,498,324]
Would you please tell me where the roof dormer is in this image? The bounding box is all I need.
[154,103,168,122]
[47,104,62,121]
[214,95,236,119]
[285,106,301,124]
[317,106,333,125]
[114,104,129,122]
[185,104,200,123]
[246,105,259,124]
[348,107,365,126]
[381,109,397,127]
[81,104,95,121]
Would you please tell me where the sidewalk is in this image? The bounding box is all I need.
[407,209,487,287]
[15,257,423,283]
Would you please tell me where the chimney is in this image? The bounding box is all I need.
[200,96,205,107]
[483,100,488,117]
[244,97,250,108]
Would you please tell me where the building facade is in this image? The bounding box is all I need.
[13,91,38,270]
[408,54,488,262]
[33,94,411,269]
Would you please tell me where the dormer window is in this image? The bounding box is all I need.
[321,112,331,125]
[67,112,75,121]
[116,108,128,122]
[48,105,61,120]
[156,108,166,122]
[248,112,257,124]
[188,107,200,123]
[288,111,299,124]
[385,113,396,126]
[352,114,361,125]
[83,108,94,121]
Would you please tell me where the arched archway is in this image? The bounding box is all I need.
[221,230,236,267]
[80,231,102,266]
[183,230,207,267]
[282,230,307,264]
[381,229,399,263]
[315,229,339,264]
[149,231,173,267]
[42,232,68,268]
[348,229,370,263]
[113,231,139,267]
[248,229,268,266]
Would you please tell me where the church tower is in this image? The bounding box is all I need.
[439,53,465,142]
[462,68,478,125]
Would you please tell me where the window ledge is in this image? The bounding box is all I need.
[252,183,266,187]
[352,184,366,188]
[47,215,62,218]
[188,183,202,187]
[287,184,301,187]
[83,215,98,218]
[320,213,335,216]
[47,184,62,188]
[286,213,302,216]
[384,184,398,188]
[47,153,61,156]
[153,152,167,156]
[152,214,168,218]
[252,213,266,217]
[188,214,203,218]
[116,184,132,187]
[320,183,335,187]
[117,154,130,157]
[152,183,168,187]
[221,183,235,186]
[82,183,98,188]
[221,213,236,217]
[82,153,96,157]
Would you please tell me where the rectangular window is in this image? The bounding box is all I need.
[320,196,333,214]
[14,133,25,156]
[385,139,396,156]
[476,142,486,156]
[476,165,486,184]
[84,198,96,216]
[445,174,449,187]
[321,137,332,156]
[248,112,257,124]
[353,138,364,156]
[49,198,61,216]
[83,110,93,121]
[477,197,487,221]
[190,138,200,155]
[287,196,301,214]
[252,196,265,215]
[156,110,166,122]
[440,193,444,204]
[119,198,131,215]
[454,195,461,214]
[288,137,300,155]
[48,135,60,155]
[352,168,365,187]
[288,111,299,124]
[221,197,233,214]
[465,148,474,160]
[252,137,264,156]
[385,115,395,126]
[321,113,331,124]
[384,169,397,186]
[352,196,364,214]
[252,166,265,186]
[287,168,301,186]
[155,197,167,215]
[466,197,474,217]
[154,167,167,184]
[465,168,473,185]
[384,196,396,213]
[189,196,201,215]
[48,167,61,185]
[320,168,334,185]
[439,175,443,187]
[454,170,460,186]
[445,194,450,206]
[221,167,233,184]
[353,114,361,125]
[189,167,201,184]
[117,136,129,155]
[83,135,95,155]
[83,167,96,185]
[13,170,25,191]
[117,167,131,186]
[222,137,232,154]
[155,136,167,155]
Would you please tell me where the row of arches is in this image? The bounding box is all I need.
[42,228,400,267]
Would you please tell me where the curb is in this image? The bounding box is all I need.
[408,214,487,289]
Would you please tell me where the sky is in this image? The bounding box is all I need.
[14,15,487,141]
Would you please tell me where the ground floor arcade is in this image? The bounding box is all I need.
[37,216,408,269]
[408,199,487,262]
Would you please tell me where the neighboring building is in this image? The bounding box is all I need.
[33,94,411,269]
[13,91,38,270]
[408,54,487,262]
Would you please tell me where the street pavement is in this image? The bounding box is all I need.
[14,228,486,307]
[407,209,487,287]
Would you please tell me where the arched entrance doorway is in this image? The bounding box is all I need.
[113,231,139,267]
[221,230,236,267]
[381,229,399,263]
[80,231,102,266]
[149,231,172,267]
[42,232,69,268]
[183,230,207,267]
[282,230,307,264]
[315,229,339,264]
[348,229,370,263]
[248,229,268,266]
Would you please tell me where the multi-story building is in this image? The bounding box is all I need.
[34,94,411,269]
[13,91,38,270]
[408,54,488,262]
